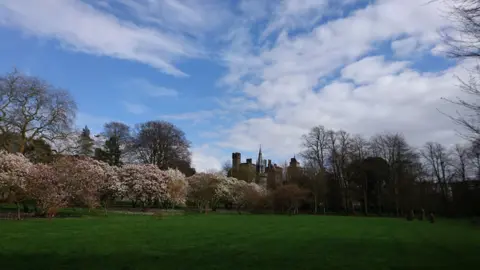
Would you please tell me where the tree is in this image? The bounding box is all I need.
[76,126,94,156]
[300,125,329,170]
[441,0,480,139]
[119,164,168,210]
[348,157,389,215]
[95,136,122,166]
[326,130,351,212]
[186,173,229,213]
[164,168,188,208]
[271,184,308,214]
[222,160,232,176]
[96,162,124,215]
[370,133,413,216]
[421,142,456,213]
[53,156,105,209]
[0,69,76,154]
[26,164,68,218]
[103,121,131,144]
[0,151,32,219]
[131,121,192,170]
[0,132,54,163]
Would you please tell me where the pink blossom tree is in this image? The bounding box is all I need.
[26,164,68,218]
[0,151,32,219]
[52,156,104,209]
[119,164,168,210]
[97,162,125,215]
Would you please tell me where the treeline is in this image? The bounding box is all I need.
[289,125,480,217]
[0,69,196,176]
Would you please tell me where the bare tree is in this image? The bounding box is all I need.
[442,0,480,139]
[349,134,370,162]
[103,121,131,143]
[300,125,329,170]
[370,133,412,216]
[222,160,232,176]
[0,69,76,153]
[131,120,192,170]
[421,142,456,209]
[452,143,471,182]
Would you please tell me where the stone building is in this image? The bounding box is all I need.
[229,147,300,190]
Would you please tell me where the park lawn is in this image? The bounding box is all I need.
[0,214,479,270]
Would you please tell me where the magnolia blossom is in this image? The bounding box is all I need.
[224,178,267,211]
[0,151,32,189]
[186,173,238,211]
[26,163,69,217]
[164,168,188,207]
[0,151,32,205]
[98,163,125,201]
[53,156,105,209]
[119,164,168,207]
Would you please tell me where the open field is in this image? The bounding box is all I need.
[1,214,479,270]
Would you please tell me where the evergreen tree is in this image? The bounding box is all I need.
[105,136,122,166]
[94,136,122,166]
[77,125,94,156]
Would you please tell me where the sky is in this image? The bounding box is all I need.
[0,0,472,172]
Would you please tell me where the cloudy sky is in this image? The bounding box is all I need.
[0,0,471,171]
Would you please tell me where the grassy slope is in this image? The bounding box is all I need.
[0,214,479,270]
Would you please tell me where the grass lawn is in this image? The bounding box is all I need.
[0,214,479,270]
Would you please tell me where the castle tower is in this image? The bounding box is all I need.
[256,145,265,174]
[232,152,241,172]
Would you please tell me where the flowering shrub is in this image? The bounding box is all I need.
[97,162,125,212]
[225,179,267,213]
[0,151,32,193]
[187,172,221,212]
[164,168,188,208]
[26,163,68,217]
[0,151,33,218]
[52,156,104,209]
[119,164,168,209]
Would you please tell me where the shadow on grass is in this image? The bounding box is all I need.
[1,240,478,270]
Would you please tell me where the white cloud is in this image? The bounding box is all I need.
[216,0,466,163]
[109,0,232,39]
[126,78,178,97]
[123,102,149,115]
[160,110,224,123]
[391,37,420,57]
[341,56,410,84]
[0,0,206,76]
[191,144,225,173]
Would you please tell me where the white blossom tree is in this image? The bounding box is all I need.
[97,162,125,214]
[0,151,32,219]
[119,164,168,210]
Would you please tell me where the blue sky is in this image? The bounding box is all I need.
[0,0,470,171]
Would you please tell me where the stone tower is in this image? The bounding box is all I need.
[256,146,266,174]
[232,152,241,172]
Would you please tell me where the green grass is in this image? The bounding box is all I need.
[0,214,479,270]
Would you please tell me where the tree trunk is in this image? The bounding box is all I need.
[314,195,318,214]
[363,189,368,216]
[16,202,21,220]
